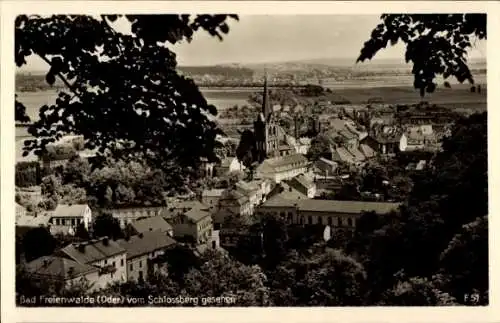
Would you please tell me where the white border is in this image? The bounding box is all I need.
[1,1,499,323]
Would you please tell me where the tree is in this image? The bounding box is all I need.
[235,130,257,168]
[182,250,270,306]
[22,227,58,262]
[40,174,61,197]
[62,156,91,186]
[261,213,289,268]
[74,222,90,240]
[439,216,488,304]
[307,134,331,161]
[381,275,457,306]
[16,14,239,186]
[297,249,368,306]
[358,14,486,97]
[92,212,124,240]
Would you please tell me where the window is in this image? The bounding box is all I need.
[130,263,133,271]
[120,259,124,266]
[280,212,285,217]
[139,261,142,268]
[347,218,353,227]
[55,219,60,225]
[71,219,76,226]
[308,216,312,224]
[112,261,116,268]
[318,216,323,225]
[104,259,107,265]
[327,217,332,225]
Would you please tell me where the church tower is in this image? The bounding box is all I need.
[254,71,280,162]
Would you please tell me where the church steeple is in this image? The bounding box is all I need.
[262,70,271,120]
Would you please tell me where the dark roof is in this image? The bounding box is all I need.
[131,216,173,234]
[297,199,400,214]
[117,231,176,259]
[25,255,98,280]
[61,238,126,264]
[261,197,400,214]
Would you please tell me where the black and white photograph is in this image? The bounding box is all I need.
[4,1,492,312]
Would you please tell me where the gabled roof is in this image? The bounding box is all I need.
[291,174,315,190]
[184,208,212,223]
[25,255,98,280]
[318,157,338,167]
[331,147,356,164]
[131,216,173,234]
[260,153,309,171]
[61,238,126,264]
[360,144,376,158]
[117,231,176,259]
[52,204,88,218]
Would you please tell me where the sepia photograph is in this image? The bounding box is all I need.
[5,2,490,312]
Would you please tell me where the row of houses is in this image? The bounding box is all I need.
[24,231,177,291]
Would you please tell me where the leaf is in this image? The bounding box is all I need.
[45,71,56,86]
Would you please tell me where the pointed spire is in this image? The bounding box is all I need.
[262,69,271,120]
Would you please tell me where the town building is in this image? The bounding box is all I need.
[360,125,406,155]
[47,204,92,236]
[255,153,310,183]
[256,197,400,229]
[103,206,165,229]
[286,174,317,198]
[201,188,225,210]
[215,157,246,176]
[219,227,264,250]
[117,231,176,282]
[165,201,213,245]
[23,255,101,291]
[315,157,339,177]
[59,237,127,289]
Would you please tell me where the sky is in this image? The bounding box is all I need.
[20,15,487,71]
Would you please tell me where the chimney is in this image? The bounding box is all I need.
[139,233,144,239]
[103,237,109,246]
[43,259,49,267]
[78,244,85,253]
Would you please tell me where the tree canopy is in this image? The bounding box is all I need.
[16,14,238,183]
[358,14,486,96]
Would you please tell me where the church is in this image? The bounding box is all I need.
[252,74,310,183]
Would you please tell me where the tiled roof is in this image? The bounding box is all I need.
[53,204,88,218]
[297,199,400,214]
[261,153,309,171]
[25,255,98,280]
[332,147,355,164]
[184,207,211,223]
[202,189,225,197]
[360,144,376,158]
[318,157,338,167]
[347,147,366,162]
[61,238,126,264]
[261,197,400,214]
[16,213,51,227]
[117,231,176,259]
[131,216,173,234]
[291,174,315,189]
